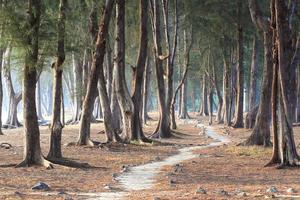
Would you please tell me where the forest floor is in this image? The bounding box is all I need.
[0,113,300,200]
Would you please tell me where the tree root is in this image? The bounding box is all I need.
[47,158,91,168]
[16,157,54,169]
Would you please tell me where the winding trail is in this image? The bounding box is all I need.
[87,122,231,200]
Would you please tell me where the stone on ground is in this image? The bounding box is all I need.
[31,182,50,191]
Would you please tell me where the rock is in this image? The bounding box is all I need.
[64,197,73,200]
[287,188,296,193]
[104,185,112,190]
[169,179,177,185]
[14,191,22,196]
[217,189,229,196]
[266,186,278,193]
[155,156,161,161]
[196,187,207,194]
[31,182,50,191]
[57,189,66,195]
[153,197,161,200]
[237,192,247,197]
[173,164,183,173]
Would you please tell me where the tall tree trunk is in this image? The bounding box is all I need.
[36,78,44,121]
[17,0,51,167]
[142,57,151,125]
[3,45,21,127]
[223,52,231,126]
[150,0,171,138]
[130,0,150,142]
[0,49,3,134]
[245,0,272,146]
[214,64,223,123]
[267,0,300,167]
[201,74,209,116]
[114,0,135,142]
[78,0,119,145]
[72,54,83,123]
[233,1,244,128]
[246,35,259,128]
[47,0,66,159]
[179,78,188,119]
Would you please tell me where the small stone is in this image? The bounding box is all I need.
[217,189,229,196]
[104,185,112,190]
[14,191,22,195]
[155,156,161,161]
[169,179,177,185]
[31,182,50,191]
[237,192,247,197]
[266,186,278,193]
[196,187,206,194]
[64,197,73,200]
[153,197,161,200]
[57,189,66,195]
[287,188,296,193]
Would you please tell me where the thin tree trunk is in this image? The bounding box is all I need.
[0,49,3,134]
[78,0,119,145]
[150,0,171,138]
[233,1,244,128]
[201,74,209,116]
[142,57,151,125]
[47,0,66,159]
[36,78,44,121]
[214,63,223,123]
[246,35,259,128]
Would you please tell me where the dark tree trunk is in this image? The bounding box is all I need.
[17,0,51,167]
[130,0,150,142]
[150,0,171,138]
[78,0,118,145]
[47,0,66,159]
[245,0,272,146]
[222,50,232,126]
[267,0,300,167]
[233,1,244,128]
[200,74,209,116]
[246,35,259,128]
[142,57,151,125]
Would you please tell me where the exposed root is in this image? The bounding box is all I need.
[76,139,100,147]
[47,158,91,168]
[16,157,54,169]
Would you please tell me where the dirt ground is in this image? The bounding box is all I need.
[0,113,209,200]
[1,114,300,200]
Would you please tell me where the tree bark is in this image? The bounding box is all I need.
[17,0,51,167]
[245,0,272,146]
[142,57,151,125]
[47,0,66,159]
[71,54,83,123]
[214,63,223,123]
[3,45,21,127]
[0,49,3,134]
[150,0,171,138]
[36,78,44,121]
[78,0,118,145]
[200,74,209,116]
[233,1,244,128]
[246,35,259,128]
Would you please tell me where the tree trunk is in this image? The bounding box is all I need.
[214,63,223,123]
[0,49,3,134]
[78,0,118,145]
[17,0,50,167]
[245,0,273,146]
[71,54,83,123]
[246,35,259,128]
[201,74,209,116]
[3,45,21,127]
[179,79,188,119]
[142,57,151,125]
[36,78,44,121]
[233,2,244,128]
[268,0,300,166]
[113,0,135,142]
[150,0,171,138]
[223,51,231,126]
[130,0,150,142]
[47,0,66,159]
